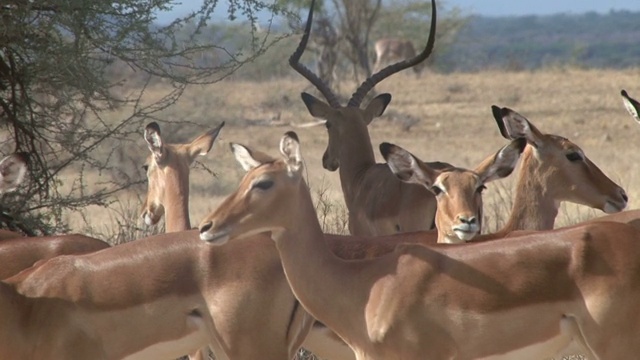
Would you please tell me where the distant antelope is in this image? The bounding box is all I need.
[373,38,426,76]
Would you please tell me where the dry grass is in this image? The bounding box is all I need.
[71,66,640,240]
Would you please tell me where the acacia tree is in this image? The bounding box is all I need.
[0,0,291,235]
[279,0,466,88]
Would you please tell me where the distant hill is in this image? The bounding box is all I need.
[436,10,640,71]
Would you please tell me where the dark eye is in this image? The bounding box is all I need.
[325,122,331,130]
[566,152,582,162]
[252,180,274,191]
[431,186,443,196]
[142,165,149,171]
[476,185,487,194]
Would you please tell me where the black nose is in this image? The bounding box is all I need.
[622,190,629,203]
[200,221,213,234]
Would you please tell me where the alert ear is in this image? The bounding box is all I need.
[380,142,440,189]
[144,122,164,161]
[475,138,526,184]
[0,153,28,194]
[621,90,640,123]
[188,121,225,159]
[280,131,303,175]
[491,106,544,148]
[230,143,264,172]
[363,93,392,125]
[301,92,336,120]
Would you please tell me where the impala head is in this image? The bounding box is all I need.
[141,121,225,226]
[199,132,304,245]
[621,89,639,123]
[301,92,391,171]
[492,106,627,214]
[290,0,436,171]
[380,139,525,243]
[0,153,28,195]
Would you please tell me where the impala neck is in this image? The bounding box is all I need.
[338,122,376,207]
[163,163,191,232]
[272,180,363,340]
[501,147,559,233]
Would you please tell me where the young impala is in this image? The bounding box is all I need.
[140,121,224,360]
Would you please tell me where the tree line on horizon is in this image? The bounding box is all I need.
[438,9,640,72]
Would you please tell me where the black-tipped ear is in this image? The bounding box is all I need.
[145,122,161,135]
[379,93,392,107]
[379,142,393,159]
[301,92,315,106]
[491,105,509,140]
[621,89,640,122]
[514,137,527,153]
[284,131,299,143]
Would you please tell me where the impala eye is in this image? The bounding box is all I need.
[142,165,149,172]
[566,152,582,162]
[476,185,487,194]
[431,186,443,196]
[252,180,274,191]
[325,122,331,130]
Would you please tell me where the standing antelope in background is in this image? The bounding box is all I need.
[373,38,426,76]
[200,131,640,360]
[141,121,225,233]
[140,121,224,360]
[291,0,446,236]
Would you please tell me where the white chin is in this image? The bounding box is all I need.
[603,202,624,214]
[453,230,478,242]
[200,231,229,245]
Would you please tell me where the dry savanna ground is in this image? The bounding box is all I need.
[70,66,640,241]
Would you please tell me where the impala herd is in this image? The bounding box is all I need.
[1,0,639,359]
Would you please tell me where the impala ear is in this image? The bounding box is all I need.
[363,93,392,125]
[380,142,439,189]
[144,122,164,161]
[492,106,544,148]
[280,131,303,175]
[301,92,336,120]
[621,90,640,123]
[230,143,263,172]
[189,121,225,159]
[475,138,526,183]
[0,153,28,194]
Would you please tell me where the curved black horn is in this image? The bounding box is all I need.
[288,0,341,108]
